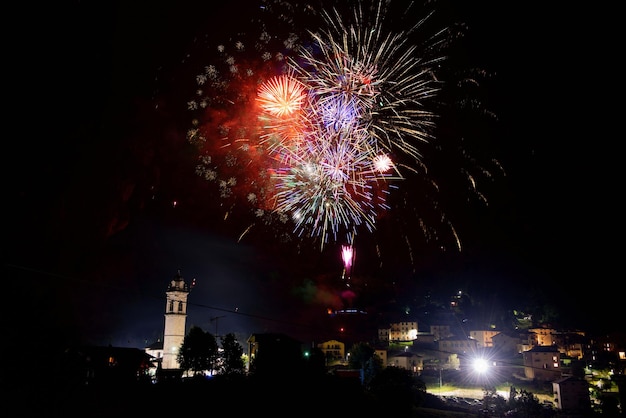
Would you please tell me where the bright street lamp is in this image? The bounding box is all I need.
[472,357,490,374]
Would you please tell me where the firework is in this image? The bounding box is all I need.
[341,245,354,275]
[185,0,499,259]
[257,74,307,118]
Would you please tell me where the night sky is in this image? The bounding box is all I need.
[7,0,621,354]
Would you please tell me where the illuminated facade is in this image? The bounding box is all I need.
[161,270,190,370]
[528,327,556,347]
[390,321,418,341]
[317,339,346,365]
[388,351,423,374]
[522,345,561,381]
[378,321,418,342]
[469,329,500,348]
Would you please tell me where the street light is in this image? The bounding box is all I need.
[472,357,490,374]
[470,355,498,387]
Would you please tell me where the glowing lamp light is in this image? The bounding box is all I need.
[472,357,490,374]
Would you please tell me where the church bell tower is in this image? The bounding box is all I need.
[161,270,190,370]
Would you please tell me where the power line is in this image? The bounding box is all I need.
[6,262,333,335]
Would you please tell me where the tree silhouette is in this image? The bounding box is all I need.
[347,342,382,388]
[507,387,552,418]
[368,366,427,417]
[177,326,218,376]
[219,333,245,376]
[482,385,508,416]
[347,342,375,369]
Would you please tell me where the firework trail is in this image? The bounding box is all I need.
[341,244,354,282]
[185,0,500,264]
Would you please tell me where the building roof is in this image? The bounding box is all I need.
[145,339,163,350]
[526,345,559,353]
[388,351,421,358]
[553,375,586,384]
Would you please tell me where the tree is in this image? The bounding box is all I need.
[219,333,245,376]
[507,387,552,418]
[368,366,426,417]
[347,342,382,387]
[347,342,375,369]
[598,395,620,416]
[482,385,508,416]
[177,326,218,376]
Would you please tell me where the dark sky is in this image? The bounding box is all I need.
[7,0,621,352]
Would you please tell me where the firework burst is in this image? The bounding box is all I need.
[185,0,500,263]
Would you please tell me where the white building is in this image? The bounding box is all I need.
[378,321,418,342]
[161,270,191,370]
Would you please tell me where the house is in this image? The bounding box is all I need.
[437,335,479,356]
[387,350,423,374]
[469,329,500,348]
[492,331,522,357]
[436,336,478,370]
[378,321,418,342]
[145,339,163,366]
[552,330,587,360]
[317,339,346,365]
[590,331,626,374]
[430,324,453,341]
[522,345,561,381]
[378,327,390,343]
[413,332,436,347]
[374,347,388,367]
[390,321,418,341]
[552,375,591,414]
[528,327,556,347]
[492,330,533,357]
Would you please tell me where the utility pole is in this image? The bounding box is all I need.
[210,315,226,337]
[439,367,443,392]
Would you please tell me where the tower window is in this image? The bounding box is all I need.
[169,300,174,312]
[178,301,184,312]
